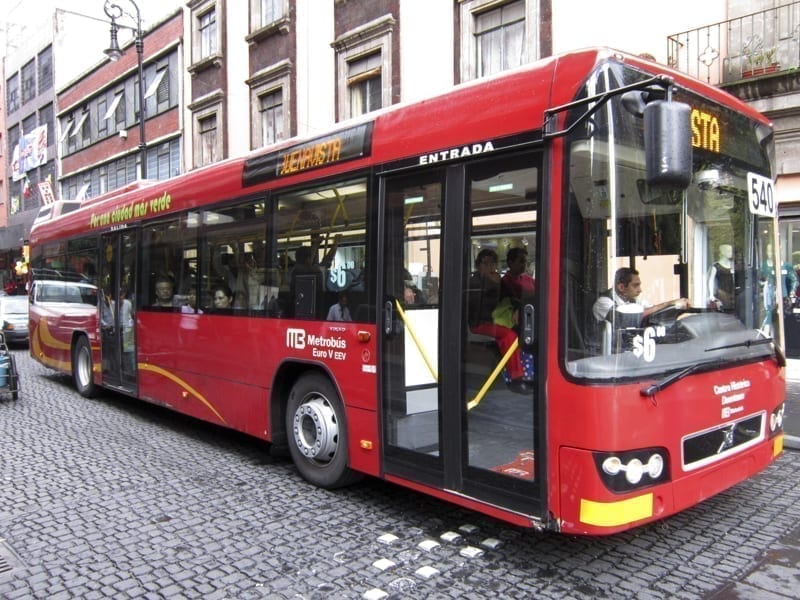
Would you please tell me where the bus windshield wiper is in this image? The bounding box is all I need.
[704,337,773,353]
[640,363,705,397]
[642,336,784,397]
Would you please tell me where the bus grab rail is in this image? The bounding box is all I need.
[394,299,438,382]
[467,338,519,411]
[392,297,521,411]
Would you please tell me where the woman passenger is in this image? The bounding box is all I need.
[212,284,234,311]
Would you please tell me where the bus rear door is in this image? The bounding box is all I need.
[99,230,138,393]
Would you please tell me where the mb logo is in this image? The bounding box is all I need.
[286,328,306,349]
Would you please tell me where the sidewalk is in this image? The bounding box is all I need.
[784,358,800,449]
[706,359,800,599]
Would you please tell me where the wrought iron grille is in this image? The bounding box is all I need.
[668,2,800,84]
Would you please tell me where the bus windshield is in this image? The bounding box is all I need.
[563,61,778,381]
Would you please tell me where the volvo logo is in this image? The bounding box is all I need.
[717,424,735,454]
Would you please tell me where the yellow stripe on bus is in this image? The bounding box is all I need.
[138,363,228,425]
[31,320,71,372]
[36,318,73,351]
[580,493,653,527]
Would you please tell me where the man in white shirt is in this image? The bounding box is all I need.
[326,292,352,322]
[593,267,688,323]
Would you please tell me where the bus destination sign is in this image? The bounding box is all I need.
[243,122,373,187]
[691,108,720,154]
[682,91,771,171]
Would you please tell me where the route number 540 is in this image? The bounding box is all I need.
[748,172,776,218]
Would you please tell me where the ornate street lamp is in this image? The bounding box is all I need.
[103,0,147,179]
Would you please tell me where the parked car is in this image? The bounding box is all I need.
[0,294,30,345]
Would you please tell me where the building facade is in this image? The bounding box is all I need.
[57,10,183,200]
[180,0,551,169]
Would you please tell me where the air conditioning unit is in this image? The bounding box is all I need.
[119,129,128,139]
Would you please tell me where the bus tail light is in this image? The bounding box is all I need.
[769,403,785,433]
[594,448,669,492]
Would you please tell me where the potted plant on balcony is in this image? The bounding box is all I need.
[744,48,780,77]
[763,47,780,74]
[742,52,757,78]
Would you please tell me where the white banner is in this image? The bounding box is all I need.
[11,124,48,181]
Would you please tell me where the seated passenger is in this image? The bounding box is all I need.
[212,284,234,311]
[326,292,352,321]
[153,275,198,313]
[153,276,175,308]
[404,284,425,305]
[501,246,535,327]
[468,248,531,394]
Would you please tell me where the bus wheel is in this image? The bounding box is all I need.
[73,336,97,398]
[286,373,361,489]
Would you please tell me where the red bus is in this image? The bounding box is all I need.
[29,48,785,535]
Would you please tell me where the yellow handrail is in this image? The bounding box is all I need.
[467,338,519,411]
[394,299,438,382]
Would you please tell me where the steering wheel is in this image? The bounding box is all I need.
[645,304,683,326]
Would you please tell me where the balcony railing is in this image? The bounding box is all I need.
[668,2,800,85]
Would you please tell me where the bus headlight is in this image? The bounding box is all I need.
[769,403,785,433]
[602,456,622,475]
[596,448,669,492]
[624,459,643,484]
[646,454,664,479]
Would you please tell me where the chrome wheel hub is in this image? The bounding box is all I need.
[292,396,338,462]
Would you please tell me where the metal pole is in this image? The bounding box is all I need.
[134,12,147,179]
[104,0,146,179]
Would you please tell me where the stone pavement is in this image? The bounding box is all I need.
[0,349,798,598]
[706,359,800,599]
[784,358,800,449]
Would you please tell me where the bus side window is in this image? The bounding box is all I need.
[272,177,369,321]
[200,199,267,315]
[141,217,192,311]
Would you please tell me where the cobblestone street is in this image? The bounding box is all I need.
[0,348,798,599]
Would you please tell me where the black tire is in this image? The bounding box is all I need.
[73,336,97,398]
[285,372,362,489]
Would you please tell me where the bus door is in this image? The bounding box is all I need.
[99,230,138,393]
[381,151,542,517]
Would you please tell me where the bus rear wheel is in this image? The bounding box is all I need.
[73,336,97,398]
[286,373,361,489]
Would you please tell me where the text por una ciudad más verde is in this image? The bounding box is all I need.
[89,192,171,229]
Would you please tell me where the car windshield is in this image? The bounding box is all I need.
[37,282,98,306]
[3,297,29,314]
[562,60,777,382]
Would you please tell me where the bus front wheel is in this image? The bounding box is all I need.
[285,373,361,489]
[73,336,97,398]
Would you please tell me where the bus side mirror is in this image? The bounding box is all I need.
[644,100,692,189]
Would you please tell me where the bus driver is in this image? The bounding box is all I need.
[593,267,689,326]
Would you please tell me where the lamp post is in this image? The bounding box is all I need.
[103,0,147,179]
